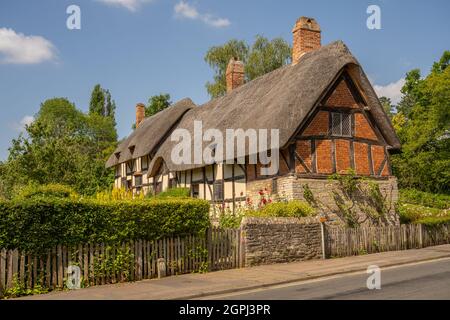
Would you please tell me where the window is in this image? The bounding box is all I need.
[331,112,352,137]
[154,181,163,195]
[191,184,200,198]
[126,160,135,174]
[135,175,142,187]
[115,165,121,178]
[126,180,132,191]
[141,156,149,171]
[169,178,177,189]
[213,181,223,201]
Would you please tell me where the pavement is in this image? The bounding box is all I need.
[20,244,450,300]
[203,258,450,300]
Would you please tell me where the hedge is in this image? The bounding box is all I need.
[399,189,450,209]
[0,198,210,254]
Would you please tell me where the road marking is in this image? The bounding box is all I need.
[197,257,450,300]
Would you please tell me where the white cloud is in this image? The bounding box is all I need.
[0,28,57,64]
[174,1,231,28]
[96,0,153,12]
[374,78,405,105]
[12,115,34,132]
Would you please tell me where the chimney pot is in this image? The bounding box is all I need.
[292,16,321,65]
[226,57,245,93]
[135,103,145,128]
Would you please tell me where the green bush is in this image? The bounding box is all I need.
[417,216,450,227]
[153,187,190,199]
[397,203,449,224]
[400,189,450,209]
[249,201,315,218]
[0,198,210,254]
[14,184,79,200]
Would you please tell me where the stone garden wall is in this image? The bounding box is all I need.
[241,217,323,267]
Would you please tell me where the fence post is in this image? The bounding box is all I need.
[418,224,423,248]
[206,228,212,272]
[320,222,326,260]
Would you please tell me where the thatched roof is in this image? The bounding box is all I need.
[144,41,400,174]
[107,41,401,174]
[105,98,195,168]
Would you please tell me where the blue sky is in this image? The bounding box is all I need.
[0,0,449,160]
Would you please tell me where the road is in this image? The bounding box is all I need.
[202,258,450,300]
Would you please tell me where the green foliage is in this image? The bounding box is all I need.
[14,184,79,200]
[146,93,171,117]
[302,184,317,207]
[153,187,190,199]
[94,245,134,282]
[417,216,450,227]
[96,187,141,201]
[218,211,244,229]
[379,96,394,119]
[204,36,291,98]
[89,84,116,121]
[249,201,315,218]
[0,198,210,254]
[328,170,392,227]
[0,96,118,199]
[392,51,450,194]
[399,189,450,209]
[2,275,48,298]
[245,35,292,81]
[131,94,172,129]
[397,203,449,224]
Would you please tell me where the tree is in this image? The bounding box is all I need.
[204,36,291,98]
[246,35,292,81]
[131,94,172,129]
[391,51,450,194]
[379,96,394,119]
[146,93,171,117]
[89,84,116,122]
[0,98,118,198]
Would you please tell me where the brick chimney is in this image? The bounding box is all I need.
[292,17,321,65]
[135,103,145,128]
[226,57,245,93]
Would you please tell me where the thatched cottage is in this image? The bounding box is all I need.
[106,17,401,223]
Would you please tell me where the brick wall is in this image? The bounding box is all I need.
[315,139,333,174]
[325,79,359,108]
[296,140,312,173]
[354,113,378,140]
[241,217,322,266]
[371,145,386,175]
[354,142,370,175]
[292,28,321,64]
[303,111,329,135]
[335,139,352,173]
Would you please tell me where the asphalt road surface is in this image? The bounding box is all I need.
[203,258,450,300]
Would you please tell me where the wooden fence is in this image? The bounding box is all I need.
[326,223,450,258]
[0,227,242,297]
[2,223,449,297]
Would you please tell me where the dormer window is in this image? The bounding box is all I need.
[331,112,352,137]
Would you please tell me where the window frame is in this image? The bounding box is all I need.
[141,155,149,171]
[330,112,352,138]
[213,181,224,202]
